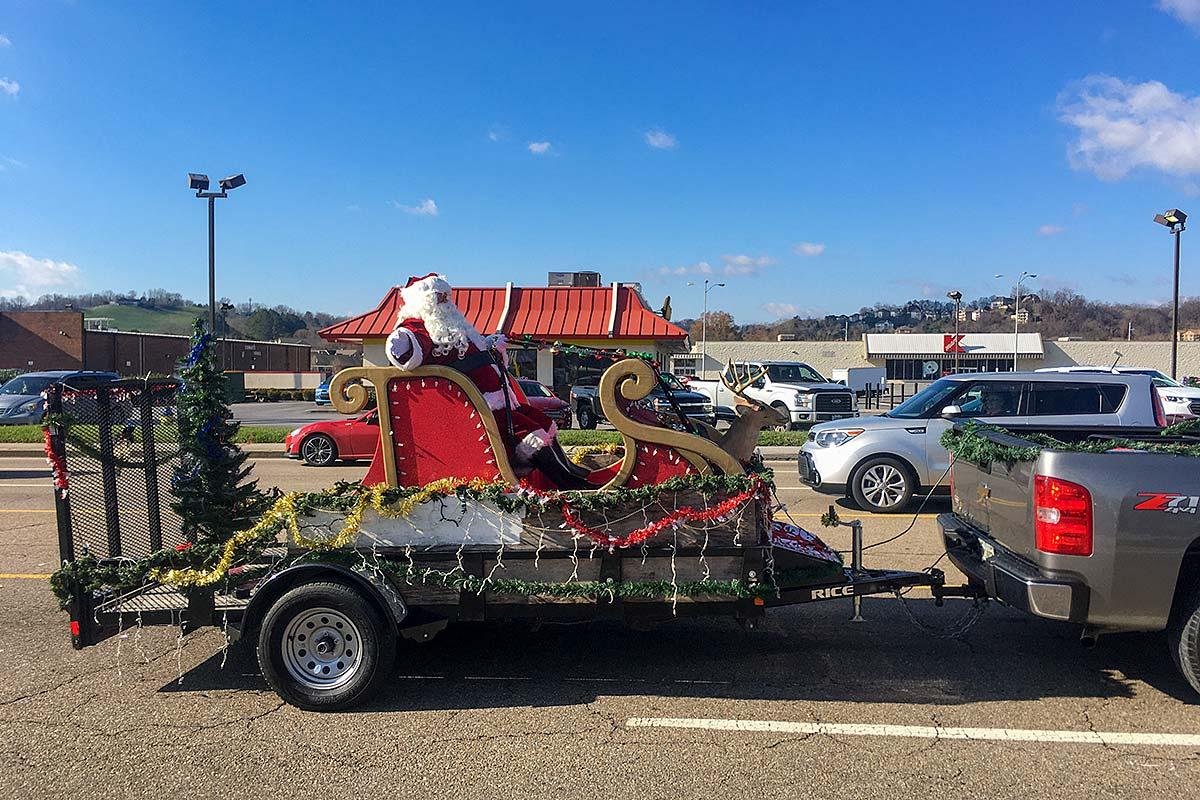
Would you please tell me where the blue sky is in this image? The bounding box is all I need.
[2,2,1199,323]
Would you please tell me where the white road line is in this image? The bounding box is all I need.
[625,718,1200,747]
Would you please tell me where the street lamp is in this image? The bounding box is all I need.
[188,172,247,334]
[1154,209,1187,379]
[946,290,962,375]
[687,279,726,377]
[995,271,1036,372]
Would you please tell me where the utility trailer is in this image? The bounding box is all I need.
[48,375,944,711]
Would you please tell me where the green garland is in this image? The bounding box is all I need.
[942,419,1200,465]
[50,472,771,607]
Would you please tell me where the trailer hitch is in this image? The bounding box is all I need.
[930,581,985,607]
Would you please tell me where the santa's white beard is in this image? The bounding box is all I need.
[396,295,486,358]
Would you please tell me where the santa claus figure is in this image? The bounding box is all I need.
[386,274,592,489]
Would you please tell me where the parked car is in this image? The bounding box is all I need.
[285,410,380,465]
[517,379,571,429]
[314,379,332,405]
[569,372,714,430]
[686,361,857,430]
[800,371,1164,513]
[0,370,120,425]
[942,424,1200,696]
[1037,365,1200,422]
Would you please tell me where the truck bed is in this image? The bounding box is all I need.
[945,425,1200,632]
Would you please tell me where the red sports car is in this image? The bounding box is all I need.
[285,410,380,466]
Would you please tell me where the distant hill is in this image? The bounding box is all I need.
[84,304,208,336]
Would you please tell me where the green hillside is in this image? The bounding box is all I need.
[84,305,207,336]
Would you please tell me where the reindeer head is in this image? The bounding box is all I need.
[720,362,790,428]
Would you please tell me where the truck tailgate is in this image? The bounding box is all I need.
[950,429,1038,559]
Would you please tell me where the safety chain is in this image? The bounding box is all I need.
[893,589,989,640]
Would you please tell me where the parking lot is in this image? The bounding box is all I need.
[1,455,1198,798]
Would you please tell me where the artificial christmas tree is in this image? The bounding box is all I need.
[170,318,266,544]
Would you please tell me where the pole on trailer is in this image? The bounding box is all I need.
[850,519,865,623]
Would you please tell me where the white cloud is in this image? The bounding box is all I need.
[1159,0,1200,29]
[391,198,439,216]
[1057,75,1200,180]
[719,253,775,276]
[644,129,677,150]
[528,141,552,155]
[0,251,82,299]
[1037,224,1066,236]
[0,78,19,97]
[0,34,11,47]
[793,242,826,257]
[763,302,801,319]
[656,261,714,277]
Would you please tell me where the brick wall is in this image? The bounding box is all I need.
[0,312,84,370]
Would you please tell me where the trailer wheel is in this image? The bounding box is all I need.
[1167,576,1200,696]
[850,456,914,513]
[258,581,395,711]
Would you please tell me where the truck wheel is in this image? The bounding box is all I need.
[1167,576,1200,696]
[301,434,338,466]
[258,581,395,711]
[577,404,597,430]
[850,456,914,513]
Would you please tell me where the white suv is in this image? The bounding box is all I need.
[799,371,1163,513]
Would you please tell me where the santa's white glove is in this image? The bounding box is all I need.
[485,333,509,366]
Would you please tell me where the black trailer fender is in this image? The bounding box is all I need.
[231,562,408,642]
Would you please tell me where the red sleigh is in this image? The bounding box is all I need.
[328,358,745,490]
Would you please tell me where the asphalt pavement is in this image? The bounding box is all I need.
[0,456,1198,798]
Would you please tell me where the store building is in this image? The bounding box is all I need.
[863,332,1043,379]
[318,277,689,396]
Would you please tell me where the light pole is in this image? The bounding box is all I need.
[1154,209,1187,379]
[995,271,1036,372]
[688,279,725,377]
[188,172,247,334]
[946,290,962,375]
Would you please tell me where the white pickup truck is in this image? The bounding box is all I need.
[685,360,858,430]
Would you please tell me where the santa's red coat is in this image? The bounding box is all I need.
[387,318,556,458]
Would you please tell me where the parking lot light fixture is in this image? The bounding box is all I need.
[946,290,962,375]
[189,171,247,334]
[996,272,1036,372]
[1154,209,1187,378]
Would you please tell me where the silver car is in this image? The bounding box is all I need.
[0,371,119,425]
[798,371,1163,513]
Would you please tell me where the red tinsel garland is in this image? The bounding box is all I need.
[42,428,68,497]
[528,481,762,550]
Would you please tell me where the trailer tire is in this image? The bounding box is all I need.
[258,581,395,711]
[1167,575,1200,696]
[850,456,915,513]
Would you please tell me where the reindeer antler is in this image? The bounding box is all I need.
[720,361,769,399]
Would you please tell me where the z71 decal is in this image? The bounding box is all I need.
[1134,493,1200,514]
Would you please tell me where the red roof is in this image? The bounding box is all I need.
[320,284,688,343]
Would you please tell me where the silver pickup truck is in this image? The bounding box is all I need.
[940,425,1200,696]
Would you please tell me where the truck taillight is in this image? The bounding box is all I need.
[1152,385,1167,427]
[1033,474,1092,556]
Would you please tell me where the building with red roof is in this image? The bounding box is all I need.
[319,273,688,395]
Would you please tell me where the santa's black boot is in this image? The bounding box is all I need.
[551,440,593,479]
[531,447,593,490]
